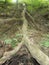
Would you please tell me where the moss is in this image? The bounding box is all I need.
[41,34,49,47]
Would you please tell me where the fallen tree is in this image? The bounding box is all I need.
[22,7,49,65]
[0,42,23,64]
[24,36,49,65]
[0,7,49,65]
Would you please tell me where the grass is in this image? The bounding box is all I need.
[41,34,49,47]
[2,33,23,48]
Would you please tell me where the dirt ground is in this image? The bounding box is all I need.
[2,45,40,65]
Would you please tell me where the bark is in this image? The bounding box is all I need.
[0,42,23,64]
[24,36,49,65]
[22,8,49,65]
[0,7,49,65]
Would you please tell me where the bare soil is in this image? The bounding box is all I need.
[2,45,40,65]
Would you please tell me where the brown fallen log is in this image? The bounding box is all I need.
[22,8,49,65]
[0,18,23,24]
[0,42,23,65]
[0,7,49,65]
[24,35,49,65]
[0,37,49,65]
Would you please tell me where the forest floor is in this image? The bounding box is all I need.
[0,3,49,65]
[2,45,40,65]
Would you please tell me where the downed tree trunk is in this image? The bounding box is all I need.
[0,18,23,24]
[0,42,23,65]
[0,39,49,65]
[22,8,49,65]
[0,7,49,65]
[1,44,40,65]
[24,36,49,65]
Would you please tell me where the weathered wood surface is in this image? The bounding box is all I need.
[0,42,23,64]
[24,36,49,65]
[0,7,49,65]
[0,18,23,24]
[22,7,49,65]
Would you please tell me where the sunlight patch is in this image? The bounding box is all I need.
[12,0,16,3]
